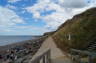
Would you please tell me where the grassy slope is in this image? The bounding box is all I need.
[52,8,96,52]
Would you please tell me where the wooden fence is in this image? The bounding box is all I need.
[70,49,96,63]
[31,49,51,63]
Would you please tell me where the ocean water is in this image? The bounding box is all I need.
[0,36,37,46]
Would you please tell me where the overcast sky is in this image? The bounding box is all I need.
[0,0,96,35]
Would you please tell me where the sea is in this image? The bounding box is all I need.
[0,36,39,46]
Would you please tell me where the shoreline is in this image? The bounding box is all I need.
[0,36,48,63]
[0,38,38,51]
[0,36,43,51]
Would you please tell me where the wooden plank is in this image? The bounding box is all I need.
[71,49,96,56]
[47,50,51,63]
[31,49,51,63]
[43,55,46,63]
[70,49,96,63]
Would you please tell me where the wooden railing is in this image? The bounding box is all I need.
[31,49,51,63]
[70,49,96,63]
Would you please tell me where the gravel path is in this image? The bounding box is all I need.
[29,37,71,63]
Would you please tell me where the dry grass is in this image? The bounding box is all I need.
[52,8,96,52]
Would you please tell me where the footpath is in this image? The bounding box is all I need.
[29,37,71,63]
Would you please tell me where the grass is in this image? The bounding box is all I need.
[52,8,96,52]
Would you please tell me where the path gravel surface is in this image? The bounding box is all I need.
[29,37,72,63]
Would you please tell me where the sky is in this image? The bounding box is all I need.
[0,0,96,35]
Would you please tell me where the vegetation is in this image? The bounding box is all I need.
[43,31,56,36]
[52,8,96,52]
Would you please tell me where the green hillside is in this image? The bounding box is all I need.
[52,8,96,52]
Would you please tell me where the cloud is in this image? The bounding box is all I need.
[26,1,70,30]
[26,0,96,30]
[0,0,95,35]
[6,4,17,10]
[26,0,87,30]
[8,0,21,3]
[43,11,72,29]
[90,0,96,7]
[61,0,87,8]
[0,6,25,26]
[0,25,51,35]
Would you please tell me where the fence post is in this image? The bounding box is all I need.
[71,54,81,63]
[77,55,81,63]
[46,50,51,63]
[49,50,51,63]
[43,55,46,63]
[88,55,94,63]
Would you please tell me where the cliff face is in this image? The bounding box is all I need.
[52,8,96,52]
